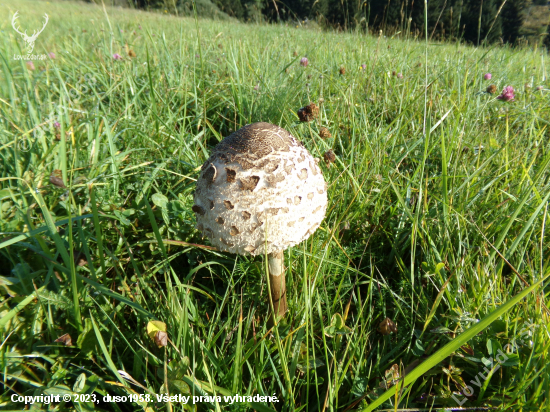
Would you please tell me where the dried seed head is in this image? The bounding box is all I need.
[50,170,66,188]
[154,331,168,347]
[380,364,400,388]
[487,84,497,94]
[378,318,397,335]
[54,333,72,346]
[319,127,331,139]
[297,103,319,122]
[324,149,336,166]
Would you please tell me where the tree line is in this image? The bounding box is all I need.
[127,0,533,46]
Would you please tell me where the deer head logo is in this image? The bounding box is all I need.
[12,11,49,54]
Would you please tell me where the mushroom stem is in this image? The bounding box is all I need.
[268,251,287,319]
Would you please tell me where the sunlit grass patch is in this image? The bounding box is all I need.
[0,0,549,410]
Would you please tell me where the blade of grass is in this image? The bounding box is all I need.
[363,269,550,411]
[89,311,126,386]
[0,287,44,329]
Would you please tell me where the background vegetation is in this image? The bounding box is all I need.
[93,0,550,47]
[1,0,550,410]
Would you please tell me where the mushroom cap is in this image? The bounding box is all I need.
[192,122,328,256]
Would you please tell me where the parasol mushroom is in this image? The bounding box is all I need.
[192,122,328,319]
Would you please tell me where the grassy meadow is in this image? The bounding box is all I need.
[1,0,550,410]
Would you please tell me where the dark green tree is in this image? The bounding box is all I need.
[213,0,244,19]
[366,0,401,31]
[322,0,364,30]
[545,23,550,50]
[429,0,467,40]
[461,0,502,45]
[500,0,525,44]
[177,0,231,19]
[262,0,331,25]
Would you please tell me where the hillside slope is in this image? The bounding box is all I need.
[1,1,549,411]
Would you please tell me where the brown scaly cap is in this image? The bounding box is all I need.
[205,122,303,170]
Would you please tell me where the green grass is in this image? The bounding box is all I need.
[1,0,550,410]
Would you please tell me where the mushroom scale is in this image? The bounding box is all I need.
[193,122,328,256]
